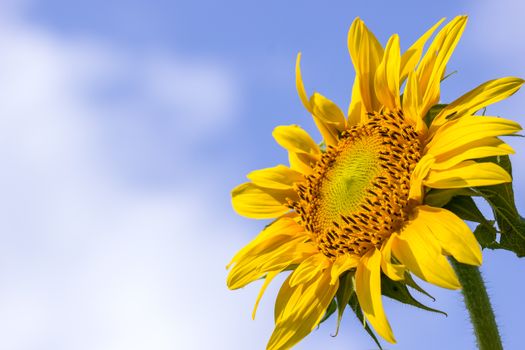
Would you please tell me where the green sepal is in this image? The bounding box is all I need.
[319,140,327,152]
[442,70,458,82]
[319,298,337,325]
[333,271,355,336]
[424,103,447,126]
[402,273,436,302]
[424,188,477,208]
[321,271,383,349]
[381,274,447,316]
[347,291,383,349]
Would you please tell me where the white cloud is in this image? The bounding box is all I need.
[0,7,261,350]
[0,11,240,176]
[143,54,240,133]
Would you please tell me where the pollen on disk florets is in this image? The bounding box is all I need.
[289,110,422,259]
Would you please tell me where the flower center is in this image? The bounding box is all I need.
[291,110,421,259]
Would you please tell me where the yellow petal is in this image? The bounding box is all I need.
[348,76,364,126]
[416,206,482,265]
[310,92,347,145]
[227,235,317,290]
[252,270,281,320]
[425,116,522,156]
[227,217,304,269]
[416,16,467,119]
[403,70,427,134]
[392,216,460,289]
[290,254,330,287]
[268,270,338,350]
[295,52,312,112]
[330,254,359,284]
[310,93,347,128]
[400,18,446,82]
[348,17,384,114]
[408,153,435,203]
[356,248,395,343]
[247,165,305,190]
[288,151,318,175]
[424,161,511,189]
[274,274,294,324]
[272,125,320,155]
[430,77,525,134]
[231,182,294,219]
[375,34,401,111]
[431,138,515,170]
[313,116,339,146]
[295,54,343,146]
[380,235,405,281]
[273,125,320,174]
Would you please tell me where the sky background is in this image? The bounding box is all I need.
[0,0,523,349]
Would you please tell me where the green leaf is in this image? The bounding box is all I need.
[474,221,498,248]
[333,271,354,336]
[348,292,383,350]
[444,195,487,224]
[381,274,447,316]
[475,155,525,257]
[497,216,525,256]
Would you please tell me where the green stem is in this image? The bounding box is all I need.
[450,258,503,350]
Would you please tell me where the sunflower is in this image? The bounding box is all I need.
[227,15,523,350]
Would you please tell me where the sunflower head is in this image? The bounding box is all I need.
[228,15,523,350]
[291,110,421,259]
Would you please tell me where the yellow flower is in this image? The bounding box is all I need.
[227,16,523,350]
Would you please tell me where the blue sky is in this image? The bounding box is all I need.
[0,0,523,349]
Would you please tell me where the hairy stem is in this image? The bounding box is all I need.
[450,258,503,350]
